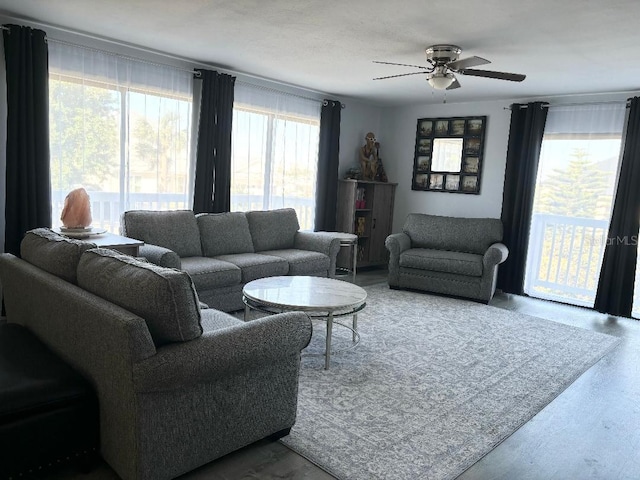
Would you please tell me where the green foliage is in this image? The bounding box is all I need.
[533,148,613,220]
[49,79,119,191]
[131,111,189,193]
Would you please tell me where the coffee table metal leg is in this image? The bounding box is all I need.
[352,240,357,282]
[244,304,250,321]
[352,313,358,342]
[325,313,333,370]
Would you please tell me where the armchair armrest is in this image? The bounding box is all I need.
[385,233,411,256]
[132,311,312,392]
[483,242,509,268]
[138,244,181,269]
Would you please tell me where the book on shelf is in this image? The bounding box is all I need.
[355,187,366,209]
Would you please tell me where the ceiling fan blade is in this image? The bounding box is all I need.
[373,71,428,80]
[446,77,461,90]
[459,69,526,82]
[373,60,430,70]
[446,56,490,71]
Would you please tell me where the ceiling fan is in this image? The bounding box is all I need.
[373,44,526,90]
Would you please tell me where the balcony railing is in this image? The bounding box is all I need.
[525,213,610,307]
[52,191,315,233]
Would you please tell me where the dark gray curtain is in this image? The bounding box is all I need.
[192,70,236,214]
[3,24,51,256]
[314,99,341,231]
[498,102,548,294]
[594,97,640,317]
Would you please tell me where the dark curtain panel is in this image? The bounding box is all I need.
[498,102,549,294]
[594,97,640,317]
[314,99,341,231]
[192,70,236,214]
[3,24,51,255]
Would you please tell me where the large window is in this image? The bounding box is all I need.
[524,103,626,306]
[231,84,320,230]
[49,42,193,232]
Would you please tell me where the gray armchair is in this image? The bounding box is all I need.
[385,213,508,303]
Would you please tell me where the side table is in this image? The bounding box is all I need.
[92,234,144,256]
[53,229,144,257]
[324,232,358,282]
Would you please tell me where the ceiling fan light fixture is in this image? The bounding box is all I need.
[427,72,455,90]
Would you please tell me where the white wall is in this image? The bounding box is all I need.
[381,99,513,232]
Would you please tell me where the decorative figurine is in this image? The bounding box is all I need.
[359,132,379,181]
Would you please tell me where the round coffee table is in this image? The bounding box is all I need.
[242,276,367,369]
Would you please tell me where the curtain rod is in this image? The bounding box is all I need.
[508,100,630,109]
[506,99,633,110]
[1,21,333,105]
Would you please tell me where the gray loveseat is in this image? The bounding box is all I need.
[385,213,509,303]
[121,208,341,312]
[0,228,312,480]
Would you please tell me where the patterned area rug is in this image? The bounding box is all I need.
[281,284,619,480]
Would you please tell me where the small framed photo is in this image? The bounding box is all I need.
[435,120,449,135]
[417,138,432,154]
[429,173,444,190]
[414,173,429,189]
[461,175,479,193]
[419,120,433,136]
[467,118,483,134]
[451,119,465,136]
[462,156,479,174]
[416,156,431,172]
[445,174,460,191]
[464,138,481,155]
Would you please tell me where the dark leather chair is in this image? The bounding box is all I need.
[0,323,99,478]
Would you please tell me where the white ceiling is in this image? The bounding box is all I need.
[1,0,640,106]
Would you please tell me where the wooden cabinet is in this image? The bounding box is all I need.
[335,179,397,268]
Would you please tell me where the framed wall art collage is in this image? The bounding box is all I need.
[412,115,486,194]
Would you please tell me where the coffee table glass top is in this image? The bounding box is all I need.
[243,276,367,312]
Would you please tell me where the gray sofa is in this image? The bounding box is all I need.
[121,208,341,312]
[0,228,312,480]
[385,213,509,303]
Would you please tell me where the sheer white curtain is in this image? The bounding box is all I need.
[524,102,627,306]
[232,83,321,230]
[48,42,194,232]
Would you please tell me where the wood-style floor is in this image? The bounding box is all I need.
[52,268,640,480]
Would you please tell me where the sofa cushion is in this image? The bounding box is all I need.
[121,210,202,257]
[20,228,96,284]
[180,256,242,290]
[261,249,330,276]
[196,212,254,257]
[246,208,300,252]
[403,214,503,255]
[215,253,289,283]
[200,309,243,333]
[77,248,202,346]
[399,248,483,277]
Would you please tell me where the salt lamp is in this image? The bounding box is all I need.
[60,187,92,228]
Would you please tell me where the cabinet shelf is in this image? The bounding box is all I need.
[336,179,397,269]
